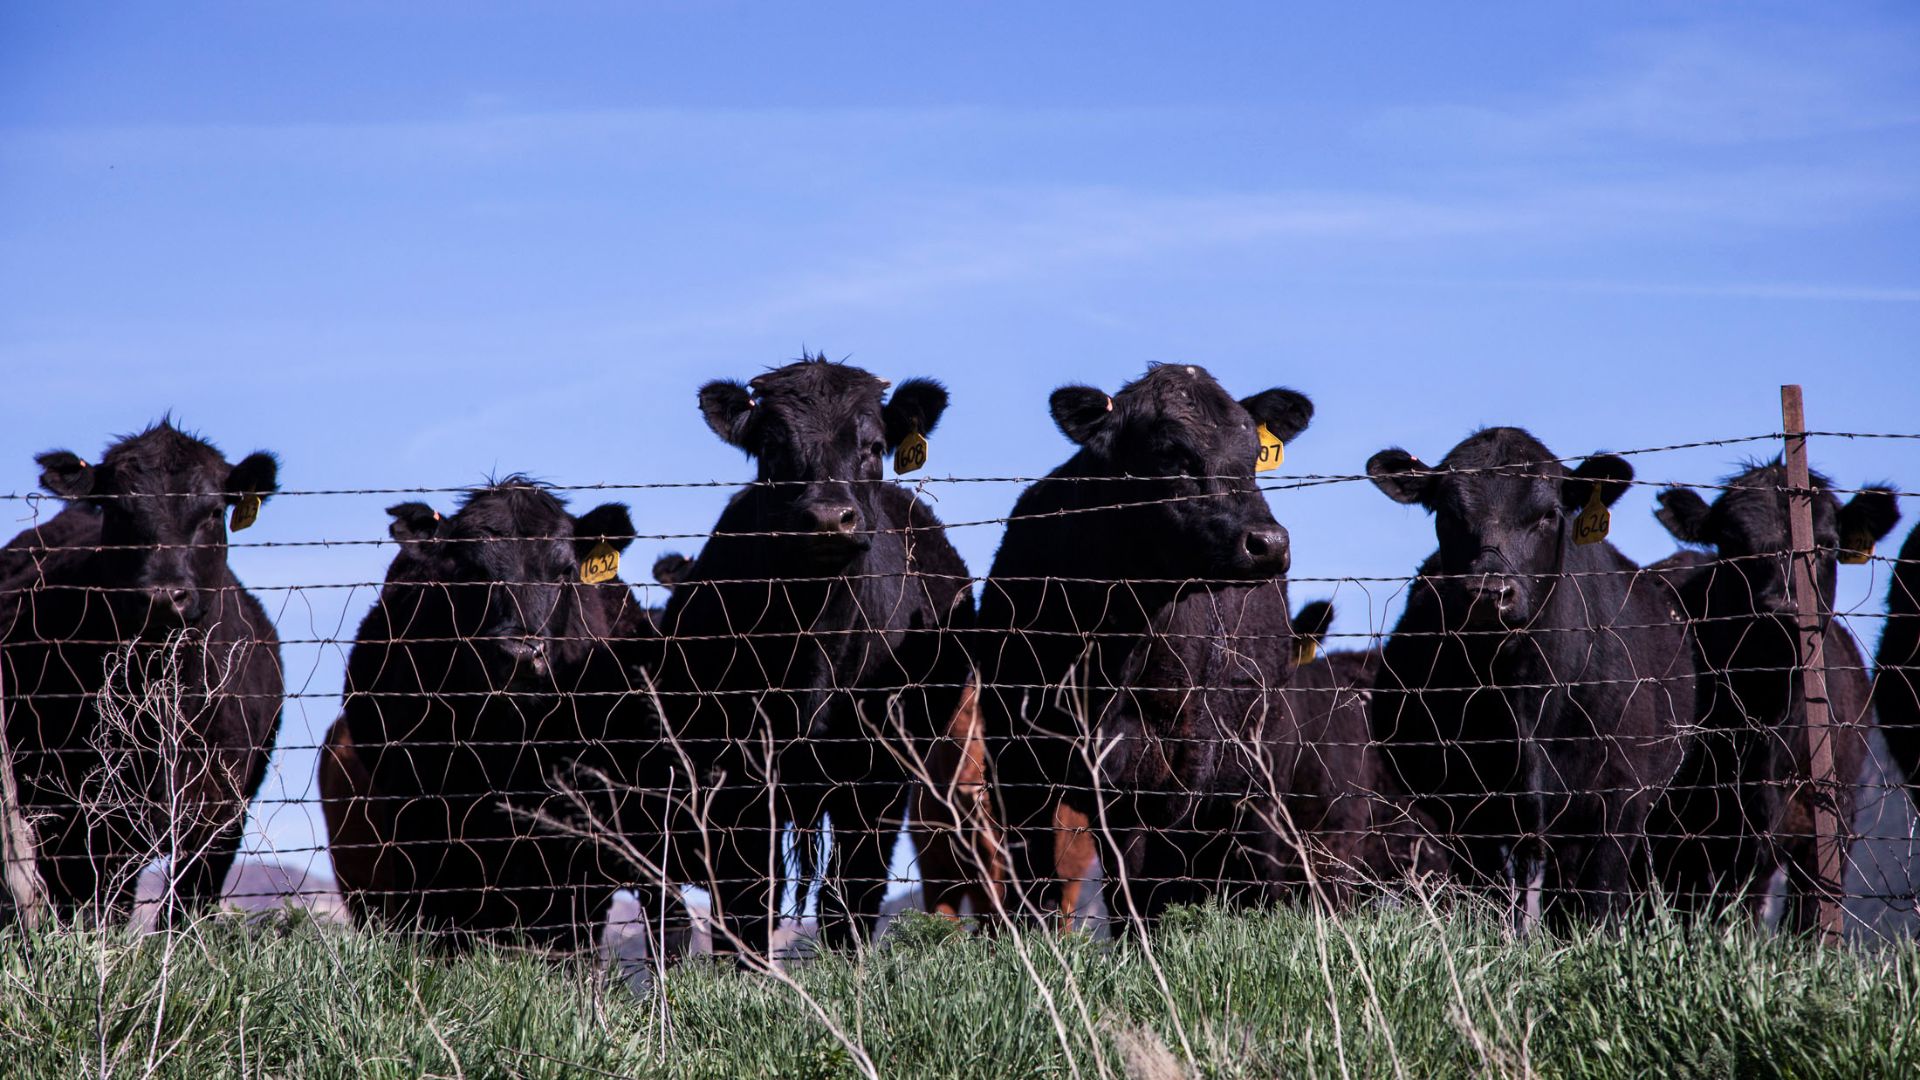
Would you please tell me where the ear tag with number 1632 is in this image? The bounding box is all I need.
[1573,487,1609,546]
[580,541,621,584]
[230,495,261,532]
[1255,424,1285,473]
[894,428,929,476]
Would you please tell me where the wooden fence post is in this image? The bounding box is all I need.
[1,644,53,927]
[1780,384,1847,940]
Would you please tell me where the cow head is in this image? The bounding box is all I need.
[1049,363,1311,579]
[35,420,278,630]
[698,354,946,571]
[1368,427,1631,629]
[389,479,635,683]
[1654,464,1898,637]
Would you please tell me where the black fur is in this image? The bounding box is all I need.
[327,478,648,949]
[641,356,974,953]
[1649,464,1899,930]
[1877,522,1920,791]
[1368,427,1696,924]
[976,364,1340,926]
[0,421,283,924]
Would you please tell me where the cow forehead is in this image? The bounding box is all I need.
[1713,465,1838,542]
[96,424,230,495]
[1113,365,1240,429]
[451,484,574,538]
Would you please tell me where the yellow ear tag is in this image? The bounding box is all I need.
[580,541,621,584]
[230,494,261,532]
[1255,424,1285,473]
[1573,486,1609,546]
[1839,532,1874,566]
[894,429,929,476]
[1292,638,1317,666]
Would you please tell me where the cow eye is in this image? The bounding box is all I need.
[869,440,885,459]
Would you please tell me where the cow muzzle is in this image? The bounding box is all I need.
[494,637,551,680]
[1237,524,1290,576]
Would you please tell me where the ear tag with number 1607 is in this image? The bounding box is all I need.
[1573,487,1609,546]
[1255,424,1285,473]
[580,541,621,584]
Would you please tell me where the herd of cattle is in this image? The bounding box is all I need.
[3,357,1918,956]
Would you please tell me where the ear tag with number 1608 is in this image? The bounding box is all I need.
[1255,424,1285,473]
[580,541,621,584]
[894,429,929,476]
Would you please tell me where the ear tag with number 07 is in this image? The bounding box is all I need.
[1839,531,1875,566]
[894,428,929,476]
[230,495,261,532]
[1255,424,1285,473]
[1573,487,1609,546]
[580,541,621,584]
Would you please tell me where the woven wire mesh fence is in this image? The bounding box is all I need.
[3,413,1919,965]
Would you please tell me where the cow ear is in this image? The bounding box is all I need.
[225,451,280,504]
[652,552,694,586]
[1654,487,1711,544]
[1839,485,1901,552]
[698,380,756,449]
[1366,449,1434,507]
[386,501,442,545]
[1239,389,1314,443]
[574,502,636,555]
[883,378,949,448]
[1562,454,1633,510]
[1290,599,1335,644]
[1050,385,1113,446]
[36,451,95,499]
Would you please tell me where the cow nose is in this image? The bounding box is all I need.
[149,587,195,617]
[1241,524,1290,574]
[803,503,861,536]
[1470,580,1517,610]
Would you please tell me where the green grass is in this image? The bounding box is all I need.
[3,903,1916,1078]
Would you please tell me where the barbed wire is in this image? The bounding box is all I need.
[3,425,1918,952]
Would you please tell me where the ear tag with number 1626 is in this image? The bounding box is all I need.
[1255,424,1285,473]
[230,495,261,532]
[1573,487,1610,546]
[895,429,929,476]
[580,541,621,584]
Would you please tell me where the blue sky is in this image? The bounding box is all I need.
[3,2,1918,873]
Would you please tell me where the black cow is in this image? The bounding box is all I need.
[977,363,1352,926]
[1272,601,1451,894]
[1649,465,1898,929]
[0,421,282,924]
[324,479,646,950]
[642,356,974,953]
[1366,427,1695,924]
[1878,522,1920,790]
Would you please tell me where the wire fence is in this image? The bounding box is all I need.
[3,405,1919,965]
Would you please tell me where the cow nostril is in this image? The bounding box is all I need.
[1243,527,1290,572]
[168,588,193,612]
[838,509,857,528]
